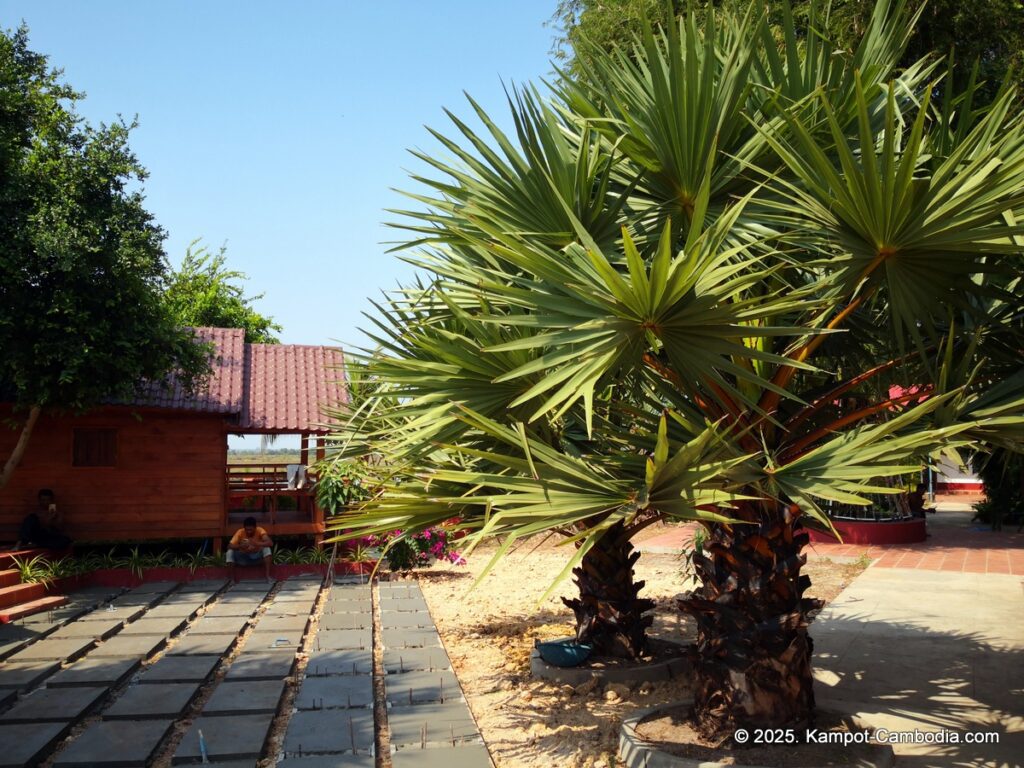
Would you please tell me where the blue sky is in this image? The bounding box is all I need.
[1,1,561,353]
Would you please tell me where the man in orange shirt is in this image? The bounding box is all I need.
[227,516,274,582]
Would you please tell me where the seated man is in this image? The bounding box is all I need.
[906,483,929,519]
[226,516,274,582]
[16,489,72,550]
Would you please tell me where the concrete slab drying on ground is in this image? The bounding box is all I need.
[203,679,286,715]
[0,659,61,690]
[88,632,166,658]
[306,649,373,676]
[174,712,277,763]
[224,651,296,681]
[283,709,375,754]
[382,647,451,673]
[386,669,462,706]
[167,632,237,656]
[295,674,373,710]
[138,653,220,683]
[47,656,140,688]
[0,721,70,768]
[54,718,174,768]
[391,743,492,768]
[103,681,199,719]
[2,684,108,723]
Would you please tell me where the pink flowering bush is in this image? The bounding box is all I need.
[374,526,466,571]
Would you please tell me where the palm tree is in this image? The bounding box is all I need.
[329,0,1024,738]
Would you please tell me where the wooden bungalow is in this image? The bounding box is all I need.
[0,328,347,550]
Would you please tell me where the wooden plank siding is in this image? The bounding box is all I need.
[0,407,227,542]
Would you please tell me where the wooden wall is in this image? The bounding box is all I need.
[0,407,226,542]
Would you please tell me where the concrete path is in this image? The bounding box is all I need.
[812,568,1024,767]
[0,576,493,767]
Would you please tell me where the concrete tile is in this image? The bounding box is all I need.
[283,709,374,754]
[380,597,428,612]
[382,627,441,649]
[138,654,220,683]
[119,616,188,636]
[295,674,373,709]
[218,591,269,604]
[53,718,173,767]
[224,652,296,681]
[174,712,275,763]
[0,721,69,768]
[228,581,273,592]
[143,603,201,621]
[277,579,322,592]
[279,757,375,768]
[9,636,96,661]
[203,680,285,715]
[0,660,61,689]
[191,615,251,635]
[49,618,124,640]
[322,598,371,614]
[201,602,258,618]
[319,613,370,630]
[90,633,166,658]
[386,670,461,706]
[378,583,422,598]
[383,648,451,673]
[127,582,179,594]
[391,743,491,768]
[106,596,162,612]
[167,633,237,656]
[177,580,229,592]
[104,681,198,718]
[312,629,370,651]
[379,612,433,629]
[78,605,144,623]
[387,702,479,747]
[47,656,140,688]
[3,685,107,723]
[271,591,318,603]
[306,649,373,676]
[256,614,310,632]
[245,629,304,650]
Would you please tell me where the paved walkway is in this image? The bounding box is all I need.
[0,576,491,767]
[639,504,1024,575]
[812,568,1023,767]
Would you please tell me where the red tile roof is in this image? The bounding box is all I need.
[241,343,347,433]
[131,327,245,413]
[127,328,347,434]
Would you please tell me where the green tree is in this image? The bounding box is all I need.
[0,26,210,488]
[165,241,281,344]
[551,0,1024,103]
[331,0,1024,740]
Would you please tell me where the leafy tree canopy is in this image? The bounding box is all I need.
[550,0,1024,103]
[165,241,282,344]
[0,25,210,483]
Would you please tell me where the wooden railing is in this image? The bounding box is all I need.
[225,462,321,528]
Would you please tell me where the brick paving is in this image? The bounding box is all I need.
[639,504,1024,575]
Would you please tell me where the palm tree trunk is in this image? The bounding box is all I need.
[679,505,821,740]
[563,521,655,659]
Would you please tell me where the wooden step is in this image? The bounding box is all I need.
[0,582,47,610]
[0,548,49,570]
[0,569,20,588]
[0,594,68,623]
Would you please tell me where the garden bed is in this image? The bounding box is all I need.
[808,517,926,545]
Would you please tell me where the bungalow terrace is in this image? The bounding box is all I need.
[0,328,347,551]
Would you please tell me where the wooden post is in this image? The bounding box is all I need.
[313,435,326,548]
[300,432,309,467]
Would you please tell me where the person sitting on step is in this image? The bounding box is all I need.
[15,489,72,551]
[226,516,274,583]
